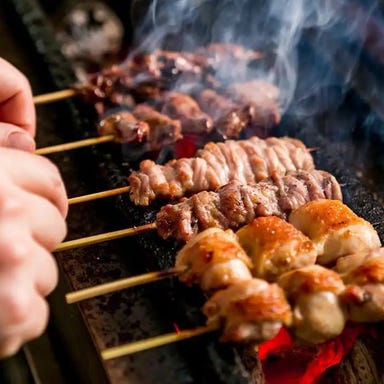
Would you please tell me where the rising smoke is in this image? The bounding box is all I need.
[129,0,380,117]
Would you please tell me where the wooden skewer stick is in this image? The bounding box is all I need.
[33,88,79,105]
[54,222,157,252]
[66,266,187,304]
[68,186,130,205]
[35,135,115,155]
[101,323,219,360]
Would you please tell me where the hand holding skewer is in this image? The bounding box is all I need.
[0,57,68,358]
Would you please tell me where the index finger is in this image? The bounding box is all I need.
[0,58,36,137]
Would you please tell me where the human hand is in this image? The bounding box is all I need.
[0,58,36,151]
[0,148,68,357]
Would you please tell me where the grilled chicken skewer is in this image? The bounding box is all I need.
[129,136,315,205]
[66,216,317,303]
[101,206,371,359]
[56,169,341,252]
[72,196,381,359]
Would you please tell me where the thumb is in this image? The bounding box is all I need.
[0,122,36,152]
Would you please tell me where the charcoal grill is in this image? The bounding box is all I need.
[2,0,384,383]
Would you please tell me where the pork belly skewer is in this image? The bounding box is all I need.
[39,135,316,202]
[129,135,315,205]
[288,199,381,265]
[55,168,341,252]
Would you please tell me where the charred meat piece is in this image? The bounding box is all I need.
[236,216,317,281]
[175,228,252,291]
[336,248,384,322]
[203,278,292,343]
[155,169,342,242]
[132,104,183,149]
[75,65,135,108]
[197,82,280,139]
[129,136,315,206]
[288,199,381,266]
[97,111,150,144]
[197,89,253,139]
[278,265,346,344]
[161,92,214,135]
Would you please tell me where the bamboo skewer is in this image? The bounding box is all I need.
[33,88,79,105]
[101,323,219,360]
[66,266,187,304]
[54,222,157,252]
[68,186,130,205]
[35,135,115,155]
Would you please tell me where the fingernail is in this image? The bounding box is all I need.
[7,132,36,152]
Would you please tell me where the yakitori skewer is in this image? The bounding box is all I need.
[35,135,115,155]
[55,222,157,252]
[65,198,381,305]
[33,44,265,107]
[66,215,316,303]
[101,323,219,360]
[83,198,383,361]
[66,266,186,304]
[33,88,79,105]
[68,186,130,205]
[55,169,342,252]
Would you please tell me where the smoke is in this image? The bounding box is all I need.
[129,0,379,117]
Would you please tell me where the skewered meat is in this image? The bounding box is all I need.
[97,108,182,156]
[278,265,346,344]
[288,199,381,266]
[175,228,252,291]
[156,169,342,241]
[236,216,317,281]
[97,111,150,143]
[161,92,214,135]
[129,136,315,205]
[203,278,292,343]
[197,87,280,140]
[197,89,256,139]
[336,248,384,322]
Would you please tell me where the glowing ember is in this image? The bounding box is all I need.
[173,322,181,334]
[258,324,376,384]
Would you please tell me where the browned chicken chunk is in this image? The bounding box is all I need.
[278,265,346,344]
[175,228,253,291]
[203,278,292,343]
[288,199,381,265]
[236,216,317,281]
[336,249,384,322]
